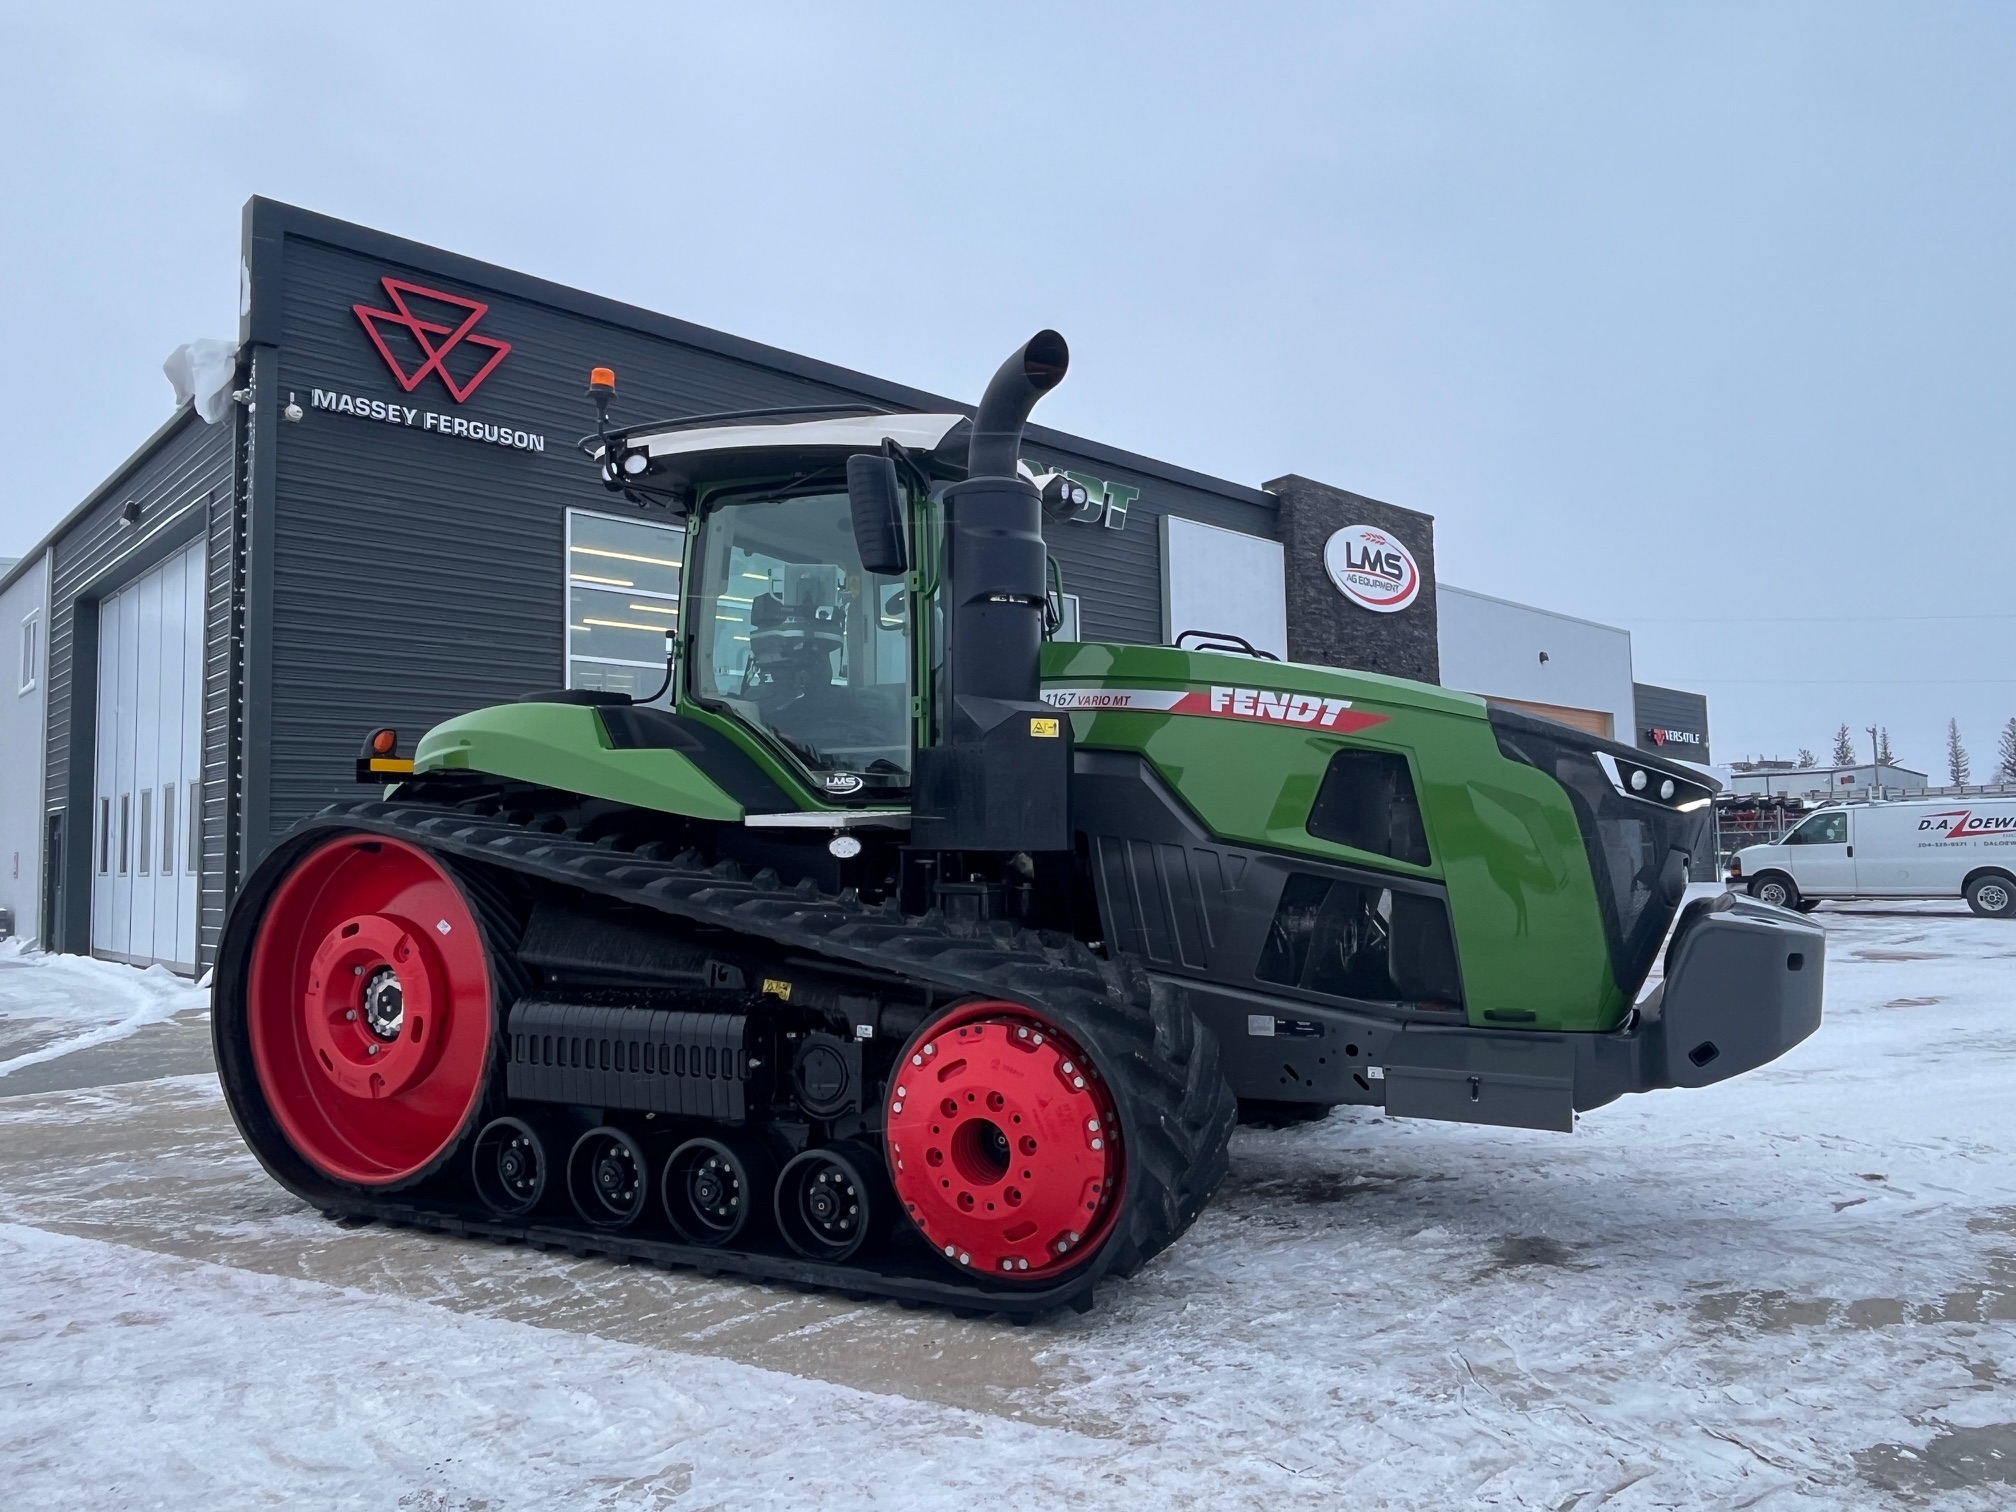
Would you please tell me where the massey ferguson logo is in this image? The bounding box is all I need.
[353,277,512,402]
[1322,524,1421,614]
[1646,726,1703,747]
[1917,809,2016,840]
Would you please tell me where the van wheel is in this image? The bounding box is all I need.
[1750,873,1800,910]
[1794,899,1821,914]
[1965,873,2016,919]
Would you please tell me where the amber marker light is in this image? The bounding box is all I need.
[588,367,617,395]
[371,728,398,754]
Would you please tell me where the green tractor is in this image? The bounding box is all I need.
[214,332,1824,1315]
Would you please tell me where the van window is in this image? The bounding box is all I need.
[1785,812,1847,845]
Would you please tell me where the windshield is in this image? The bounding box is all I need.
[690,489,911,793]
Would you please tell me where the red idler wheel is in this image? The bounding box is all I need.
[885,1000,1122,1281]
[246,835,495,1187]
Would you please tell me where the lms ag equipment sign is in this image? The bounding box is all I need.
[1323,524,1420,613]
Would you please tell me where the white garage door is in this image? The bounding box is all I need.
[92,542,204,973]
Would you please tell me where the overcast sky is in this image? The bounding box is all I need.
[3,3,2011,773]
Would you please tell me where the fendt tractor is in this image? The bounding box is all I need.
[215,332,1826,1316]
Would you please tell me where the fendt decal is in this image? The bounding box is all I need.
[1916,809,2016,845]
[1041,685,1389,733]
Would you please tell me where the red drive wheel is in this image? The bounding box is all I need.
[246,835,495,1187]
[886,1001,1122,1281]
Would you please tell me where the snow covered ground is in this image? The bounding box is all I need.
[0,940,208,1078]
[1,903,2012,1508]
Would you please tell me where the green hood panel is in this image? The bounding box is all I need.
[1041,640,1626,1031]
[413,703,746,822]
[1041,641,1489,719]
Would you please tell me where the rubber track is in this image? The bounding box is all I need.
[238,799,1238,1319]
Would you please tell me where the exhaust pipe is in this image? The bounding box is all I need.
[911,331,1074,854]
[966,330,1069,480]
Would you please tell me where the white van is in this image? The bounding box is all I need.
[1729,797,2016,917]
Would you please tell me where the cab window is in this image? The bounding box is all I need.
[689,489,910,792]
[1784,812,1847,845]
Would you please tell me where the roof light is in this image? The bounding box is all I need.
[588,367,616,395]
[371,728,397,755]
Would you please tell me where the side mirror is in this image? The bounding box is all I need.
[846,454,909,576]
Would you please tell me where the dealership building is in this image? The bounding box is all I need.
[0,198,1710,972]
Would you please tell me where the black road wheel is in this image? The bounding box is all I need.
[663,1135,775,1247]
[567,1126,651,1229]
[472,1116,550,1216]
[1966,872,2016,919]
[1750,873,1800,910]
[775,1141,890,1262]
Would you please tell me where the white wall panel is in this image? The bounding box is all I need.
[1162,516,1288,661]
[1436,584,1636,737]
[0,555,50,944]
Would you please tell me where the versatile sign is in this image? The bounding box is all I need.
[1645,726,1704,748]
[353,277,512,402]
[1323,525,1420,613]
[1041,685,1388,734]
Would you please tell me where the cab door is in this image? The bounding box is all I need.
[1781,809,1856,894]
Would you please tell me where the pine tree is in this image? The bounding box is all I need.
[1797,748,1817,767]
[1876,728,1896,766]
[1999,718,2016,783]
[1831,723,1856,766]
[1948,719,1971,786]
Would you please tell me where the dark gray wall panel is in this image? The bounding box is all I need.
[1019,440,1277,646]
[257,233,1283,854]
[44,412,231,953]
[1633,682,1711,762]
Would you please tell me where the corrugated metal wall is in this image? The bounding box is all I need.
[256,230,1280,859]
[43,412,233,955]
[1021,441,1276,645]
[28,202,1285,970]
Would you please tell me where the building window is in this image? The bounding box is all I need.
[565,509,684,703]
[161,784,175,875]
[138,789,153,875]
[99,797,110,874]
[17,611,37,694]
[189,785,201,874]
[118,793,130,875]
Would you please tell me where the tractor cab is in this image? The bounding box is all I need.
[586,407,973,806]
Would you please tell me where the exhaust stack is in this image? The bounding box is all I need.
[910,331,1073,854]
